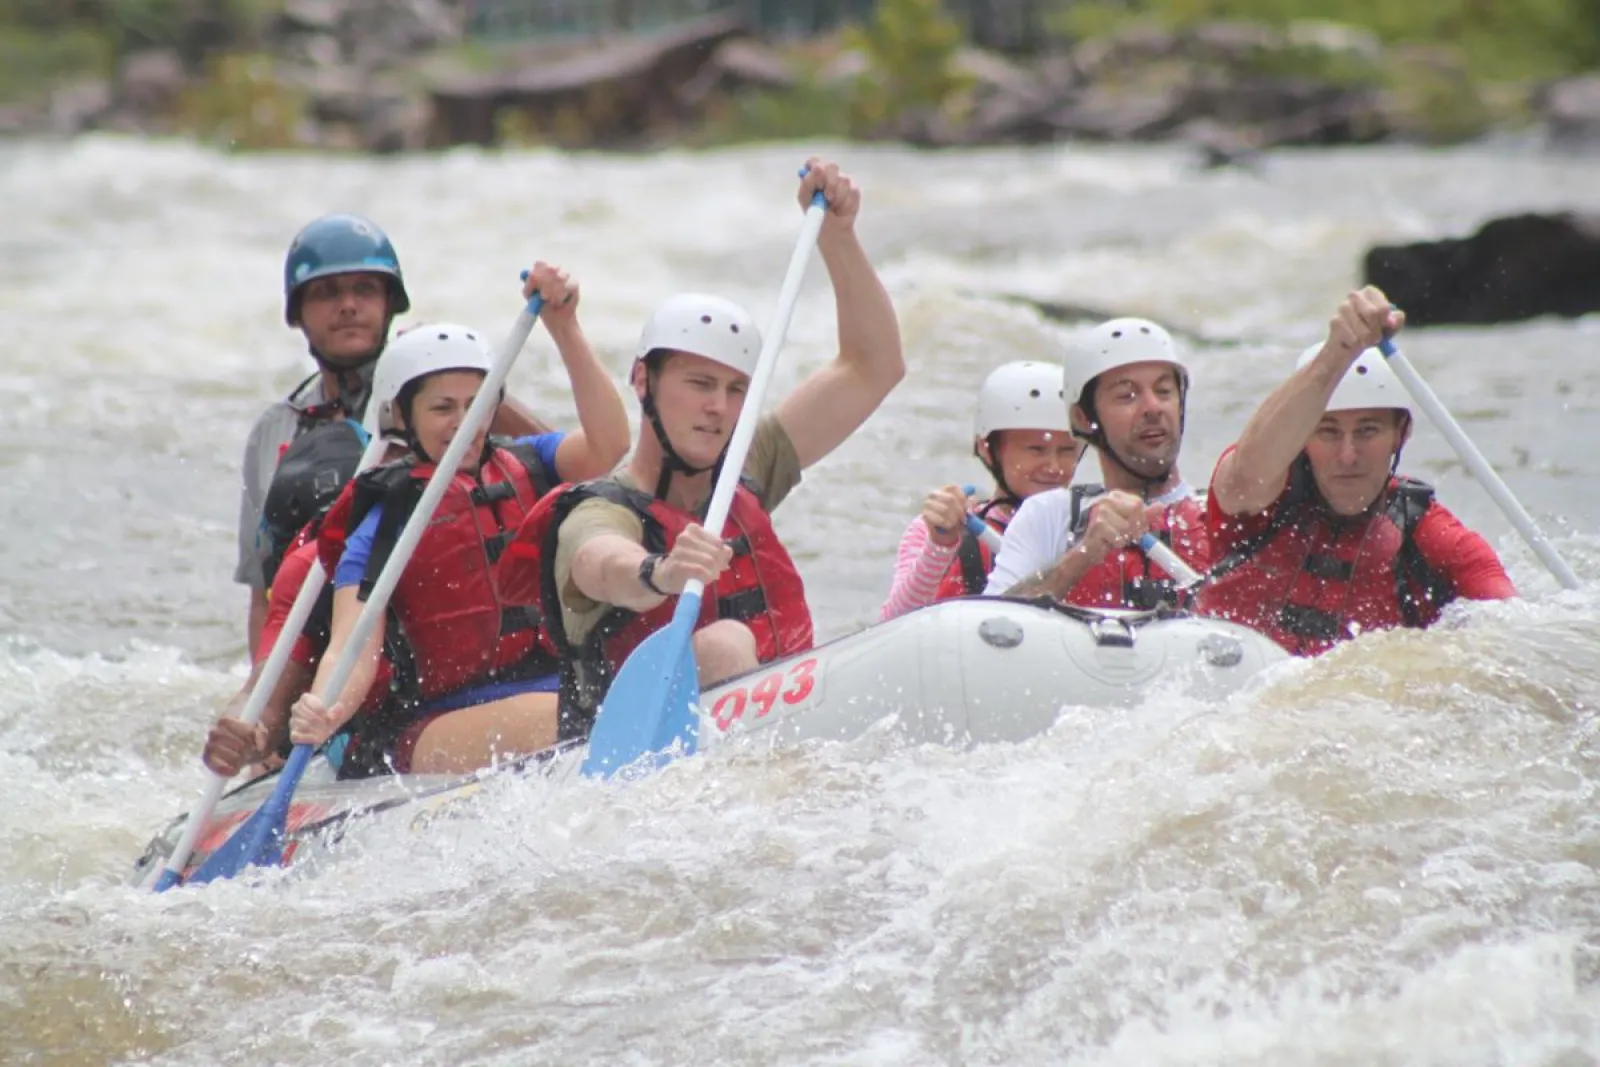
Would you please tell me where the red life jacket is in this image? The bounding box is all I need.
[1049,484,1211,611]
[316,439,560,709]
[502,476,813,741]
[931,503,1011,601]
[1195,457,1456,656]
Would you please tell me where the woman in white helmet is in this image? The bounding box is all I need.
[985,316,1210,611]
[877,360,1080,621]
[280,263,632,778]
[496,159,906,741]
[1199,286,1514,656]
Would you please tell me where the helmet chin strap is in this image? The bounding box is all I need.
[1075,380,1188,501]
[977,433,1022,508]
[640,369,722,502]
[1075,420,1178,500]
[306,312,393,419]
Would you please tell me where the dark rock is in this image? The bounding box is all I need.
[1177,118,1264,171]
[1363,212,1600,327]
[361,95,431,153]
[1047,86,1192,141]
[277,0,344,35]
[0,103,44,137]
[298,66,371,124]
[426,13,748,148]
[1538,74,1600,149]
[114,50,188,119]
[1025,21,1393,148]
[907,47,1060,146]
[341,0,468,69]
[48,81,112,136]
[278,32,345,70]
[677,37,798,109]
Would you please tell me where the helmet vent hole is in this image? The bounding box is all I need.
[1356,365,1369,375]
[436,331,448,340]
[1111,330,1123,338]
[1028,388,1040,398]
[700,315,712,324]
[1139,326,1151,334]
[730,324,740,333]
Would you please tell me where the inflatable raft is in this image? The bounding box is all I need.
[130,598,1288,886]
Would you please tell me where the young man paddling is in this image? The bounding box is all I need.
[499,158,905,742]
[1195,286,1515,653]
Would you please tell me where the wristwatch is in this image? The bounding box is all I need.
[638,553,669,596]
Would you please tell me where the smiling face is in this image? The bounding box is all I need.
[1075,361,1184,478]
[634,351,750,469]
[399,370,490,467]
[1304,408,1410,516]
[294,271,391,366]
[980,429,1080,500]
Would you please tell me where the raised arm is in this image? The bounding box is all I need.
[774,158,905,470]
[1212,287,1403,516]
[514,262,631,482]
[491,395,553,436]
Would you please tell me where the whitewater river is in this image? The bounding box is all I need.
[1,135,1597,1065]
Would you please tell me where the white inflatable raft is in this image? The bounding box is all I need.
[130,599,1288,886]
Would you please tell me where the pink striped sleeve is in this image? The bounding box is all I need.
[879,515,959,621]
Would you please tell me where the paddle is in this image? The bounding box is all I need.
[581,184,829,779]
[184,291,547,886]
[1377,337,1580,591]
[148,432,391,891]
[963,512,1005,554]
[954,482,1199,590]
[1136,533,1202,589]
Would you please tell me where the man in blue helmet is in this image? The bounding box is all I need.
[236,213,546,656]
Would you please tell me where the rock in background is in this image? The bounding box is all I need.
[1363,213,1600,327]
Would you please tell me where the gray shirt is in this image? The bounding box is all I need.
[234,375,329,589]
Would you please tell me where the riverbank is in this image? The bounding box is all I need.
[2,0,1599,155]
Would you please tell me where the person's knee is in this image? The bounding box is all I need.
[692,620,758,685]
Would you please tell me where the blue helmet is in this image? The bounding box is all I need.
[282,213,411,325]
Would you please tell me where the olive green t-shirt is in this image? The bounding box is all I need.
[554,414,803,647]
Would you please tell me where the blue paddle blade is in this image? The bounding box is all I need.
[580,593,703,779]
[186,744,314,886]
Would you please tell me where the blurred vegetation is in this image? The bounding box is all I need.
[1048,0,1600,80]
[698,0,1600,146]
[698,0,973,144]
[844,0,975,132]
[173,50,306,148]
[0,0,279,100]
[5,0,1599,147]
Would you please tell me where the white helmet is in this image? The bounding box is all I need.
[1296,344,1410,415]
[369,322,495,435]
[973,361,1072,437]
[635,293,762,377]
[1060,317,1188,416]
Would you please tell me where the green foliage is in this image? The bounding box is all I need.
[1382,44,1497,144]
[844,0,975,132]
[0,0,281,71]
[1046,0,1600,79]
[174,51,306,149]
[693,75,856,146]
[0,24,110,101]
